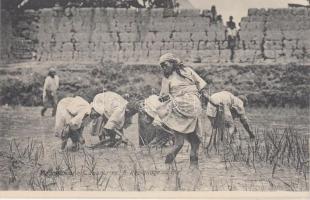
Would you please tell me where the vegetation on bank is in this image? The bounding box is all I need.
[0,62,309,107]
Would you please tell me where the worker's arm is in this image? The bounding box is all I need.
[200,88,219,107]
[239,114,255,139]
[189,68,218,107]
[189,68,207,91]
[159,78,170,102]
[42,77,48,100]
[69,109,89,130]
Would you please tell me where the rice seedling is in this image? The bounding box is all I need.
[95,171,105,190]
[62,150,77,175]
[8,166,17,184]
[206,125,309,182]
[82,149,97,176]
[28,171,54,191]
[51,151,64,176]
[0,106,308,191]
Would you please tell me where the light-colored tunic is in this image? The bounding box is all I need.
[157,67,206,134]
[55,96,91,135]
[92,92,128,130]
[206,91,245,126]
[43,75,59,101]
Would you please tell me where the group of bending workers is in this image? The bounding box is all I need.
[51,53,255,165]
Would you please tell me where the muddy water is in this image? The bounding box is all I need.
[0,106,307,141]
[247,107,310,135]
[0,106,309,191]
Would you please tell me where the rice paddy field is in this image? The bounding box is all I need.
[0,106,308,191]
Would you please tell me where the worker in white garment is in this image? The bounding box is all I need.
[91,91,139,147]
[206,91,255,140]
[41,68,59,117]
[55,96,101,151]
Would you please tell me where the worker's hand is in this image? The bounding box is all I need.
[60,125,70,139]
[103,127,114,137]
[202,96,209,106]
[199,89,208,103]
[159,95,170,102]
[249,130,255,140]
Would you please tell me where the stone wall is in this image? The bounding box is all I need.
[0,10,13,63]
[1,7,310,64]
[238,7,310,63]
[1,8,226,63]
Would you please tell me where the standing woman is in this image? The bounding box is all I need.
[156,53,208,166]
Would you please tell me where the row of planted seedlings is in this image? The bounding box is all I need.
[205,125,309,180]
[0,138,104,191]
[35,143,158,191]
[0,138,45,189]
[2,135,187,191]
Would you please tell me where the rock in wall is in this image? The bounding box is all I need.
[1,7,226,63]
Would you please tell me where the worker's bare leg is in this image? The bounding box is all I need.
[165,132,184,164]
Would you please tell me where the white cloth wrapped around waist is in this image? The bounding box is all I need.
[143,95,170,130]
[171,93,202,118]
[143,94,202,131]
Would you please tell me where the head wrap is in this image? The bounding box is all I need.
[90,95,105,115]
[49,67,56,73]
[159,53,182,65]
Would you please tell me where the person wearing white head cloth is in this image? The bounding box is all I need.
[156,53,209,166]
[206,91,255,140]
[55,96,101,151]
[41,67,59,117]
[91,91,139,146]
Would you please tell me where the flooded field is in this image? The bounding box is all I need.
[0,106,309,191]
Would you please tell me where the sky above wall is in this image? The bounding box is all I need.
[189,0,309,25]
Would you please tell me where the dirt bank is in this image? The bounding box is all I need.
[0,61,309,107]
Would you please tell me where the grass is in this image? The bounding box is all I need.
[0,61,309,108]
